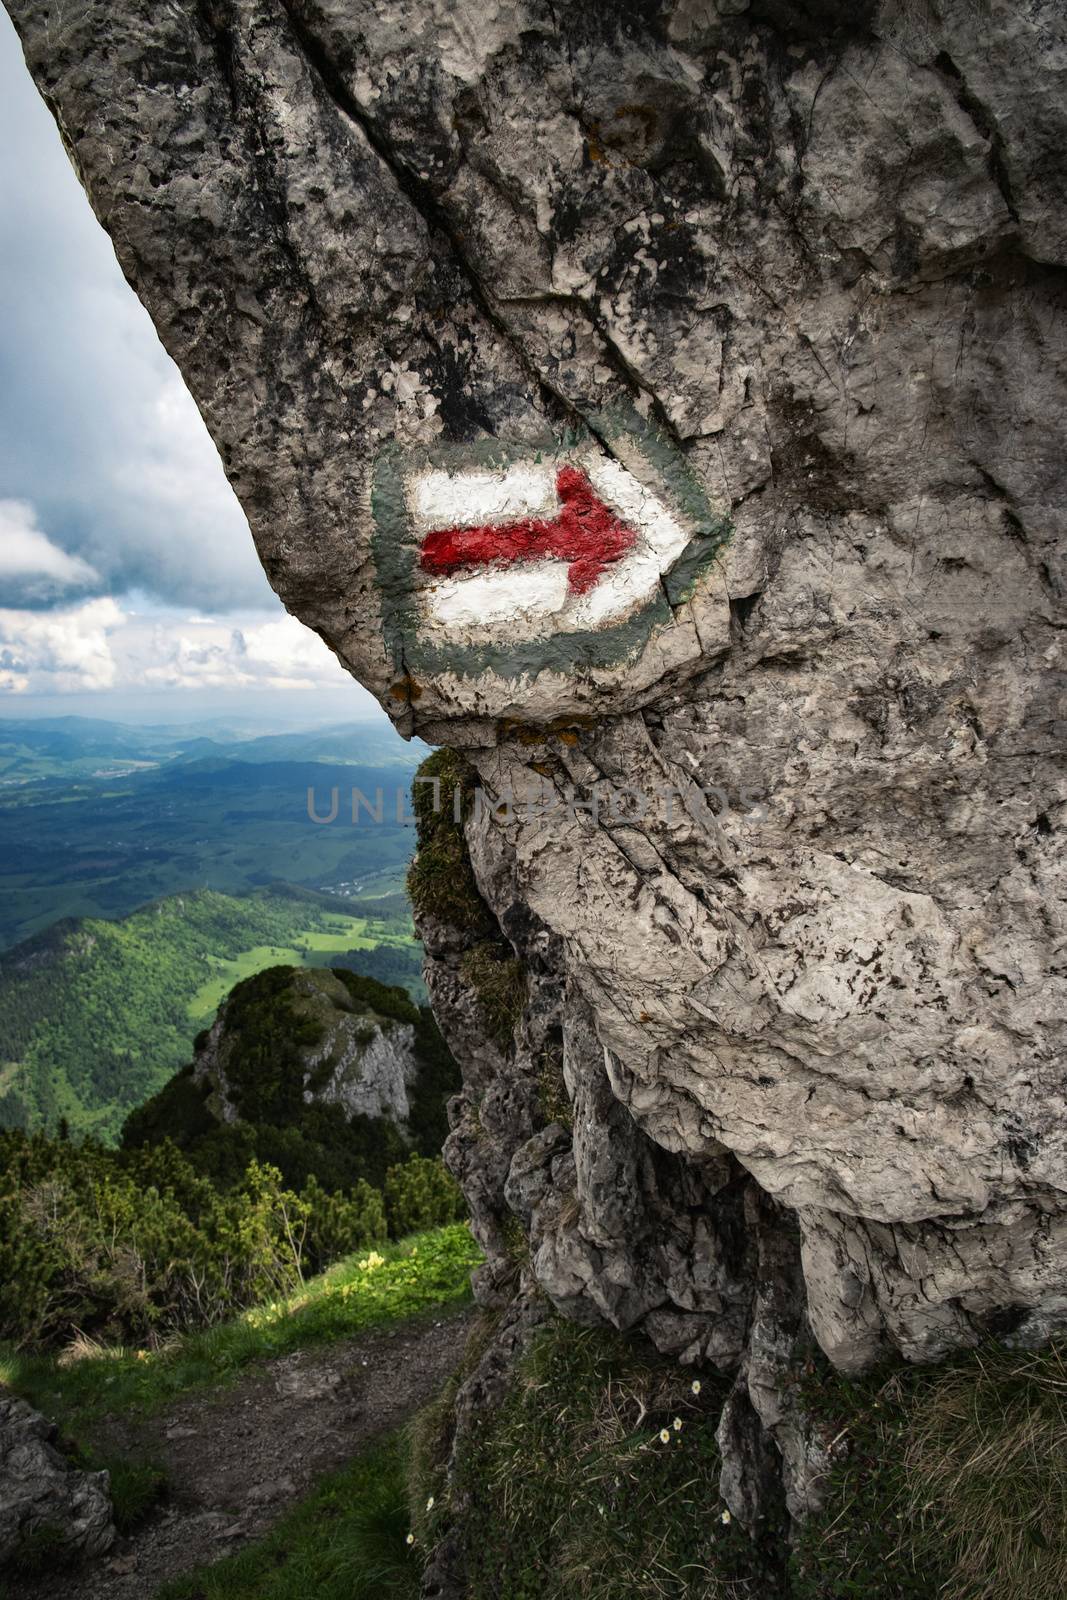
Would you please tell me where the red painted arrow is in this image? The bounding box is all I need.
[419,466,637,595]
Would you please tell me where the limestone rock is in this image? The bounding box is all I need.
[194,967,419,1127]
[0,1393,115,1566]
[8,0,1066,1543]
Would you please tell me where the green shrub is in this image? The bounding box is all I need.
[332,969,420,1026]
[384,1156,465,1238]
[301,1175,387,1265]
[121,1063,215,1153]
[0,1131,389,1349]
[1,1226,482,1428]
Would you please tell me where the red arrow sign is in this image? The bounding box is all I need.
[419,466,637,595]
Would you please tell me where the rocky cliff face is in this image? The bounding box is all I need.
[7,0,1065,1553]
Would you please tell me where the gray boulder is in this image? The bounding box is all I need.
[0,1394,114,1567]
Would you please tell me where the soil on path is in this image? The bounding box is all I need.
[9,1307,473,1600]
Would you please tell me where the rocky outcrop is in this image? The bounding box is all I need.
[195,968,420,1127]
[0,1394,114,1568]
[8,0,1065,1552]
[414,760,822,1531]
[124,962,461,1192]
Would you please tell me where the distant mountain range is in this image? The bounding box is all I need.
[0,714,425,784]
[0,715,427,949]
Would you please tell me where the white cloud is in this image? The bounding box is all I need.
[242,616,345,686]
[0,597,121,693]
[0,599,351,697]
[0,499,100,599]
[138,612,349,692]
[0,23,274,613]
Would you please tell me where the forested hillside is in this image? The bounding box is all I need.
[0,886,423,1140]
[0,965,463,1351]
[123,963,459,1195]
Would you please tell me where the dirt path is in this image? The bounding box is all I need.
[10,1307,473,1600]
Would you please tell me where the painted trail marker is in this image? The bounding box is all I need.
[419,464,637,596]
[370,405,731,702]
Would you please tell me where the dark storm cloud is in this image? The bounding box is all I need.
[0,14,274,613]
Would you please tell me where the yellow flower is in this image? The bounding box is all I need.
[691,1379,702,1396]
[721,1509,732,1526]
[359,1250,386,1272]
[659,1428,671,1444]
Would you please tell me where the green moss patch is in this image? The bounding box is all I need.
[459,942,527,1051]
[407,750,492,935]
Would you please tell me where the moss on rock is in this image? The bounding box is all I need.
[407,750,493,936]
[459,943,527,1052]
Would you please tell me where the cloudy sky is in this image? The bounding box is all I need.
[0,14,380,725]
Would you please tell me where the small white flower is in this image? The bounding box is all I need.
[406,1533,416,1545]
[659,1428,671,1444]
[691,1379,702,1396]
[673,1416,683,1432]
[720,1509,732,1526]
[426,1496,435,1511]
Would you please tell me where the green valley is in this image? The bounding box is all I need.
[184,910,411,1024]
[0,885,425,1141]
[0,716,426,949]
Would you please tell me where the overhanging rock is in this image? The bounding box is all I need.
[8,0,1066,1539]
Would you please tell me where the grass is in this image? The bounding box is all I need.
[19,1290,1055,1600]
[0,1224,482,1435]
[404,1319,1067,1600]
[156,1434,419,1600]
[184,916,411,1020]
[145,1313,751,1600]
[105,1453,170,1533]
[418,1316,767,1600]
[791,1340,1067,1600]
[459,942,527,1050]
